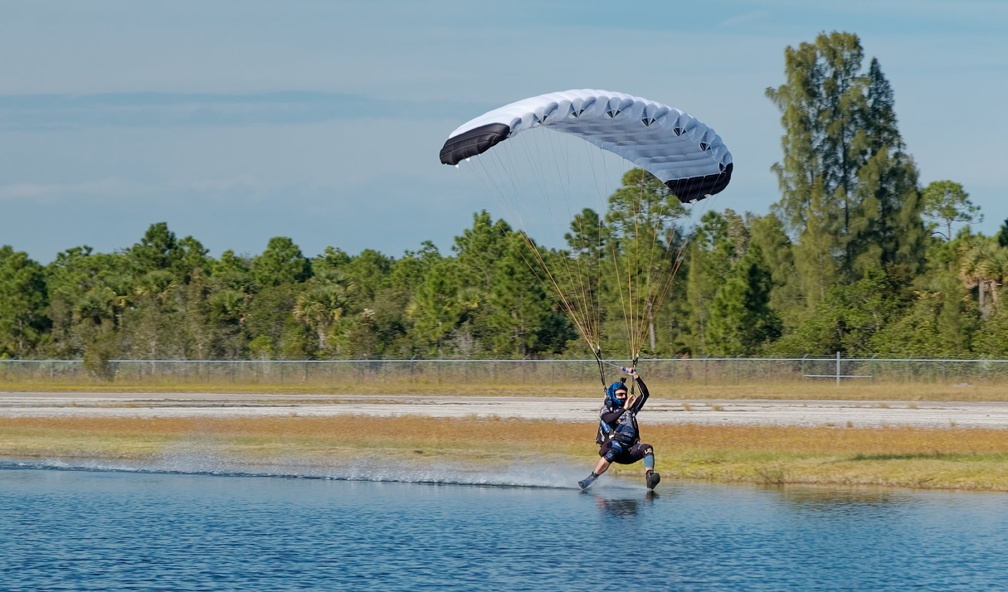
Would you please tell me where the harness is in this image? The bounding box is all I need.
[596,401,640,447]
[612,413,639,445]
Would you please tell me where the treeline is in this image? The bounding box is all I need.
[0,215,585,365]
[3,31,1008,364]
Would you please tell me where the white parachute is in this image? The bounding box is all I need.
[440,89,733,382]
[440,89,732,203]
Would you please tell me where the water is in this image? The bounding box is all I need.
[2,461,1007,591]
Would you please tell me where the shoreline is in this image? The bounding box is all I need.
[4,392,1008,492]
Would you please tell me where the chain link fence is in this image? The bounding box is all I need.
[2,356,1008,386]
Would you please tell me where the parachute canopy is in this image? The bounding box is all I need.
[439,89,734,379]
[439,89,732,203]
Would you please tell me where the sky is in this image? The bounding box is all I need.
[2,0,1007,264]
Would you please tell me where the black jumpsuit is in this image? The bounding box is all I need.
[596,375,654,465]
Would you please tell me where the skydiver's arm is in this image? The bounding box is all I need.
[630,375,650,413]
[600,407,626,424]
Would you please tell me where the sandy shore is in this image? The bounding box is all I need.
[2,391,1008,429]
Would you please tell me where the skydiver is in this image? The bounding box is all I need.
[578,367,661,491]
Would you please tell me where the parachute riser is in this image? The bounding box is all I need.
[593,347,607,395]
[627,356,639,395]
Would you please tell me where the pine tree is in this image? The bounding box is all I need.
[850,58,926,280]
[766,31,925,313]
[603,169,688,357]
[487,238,566,358]
[705,244,781,356]
[685,210,746,355]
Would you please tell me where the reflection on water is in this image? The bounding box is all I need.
[591,490,658,518]
[1,460,1007,591]
[768,483,900,507]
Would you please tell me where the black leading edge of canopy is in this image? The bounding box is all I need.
[666,162,733,203]
[440,123,512,165]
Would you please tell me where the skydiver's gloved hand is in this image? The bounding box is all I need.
[620,366,638,378]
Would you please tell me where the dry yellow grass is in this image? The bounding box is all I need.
[3,415,1007,491]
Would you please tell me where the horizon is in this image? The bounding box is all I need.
[3,1,1006,264]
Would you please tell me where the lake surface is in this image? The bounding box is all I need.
[2,460,1007,591]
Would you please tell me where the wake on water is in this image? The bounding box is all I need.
[0,453,645,493]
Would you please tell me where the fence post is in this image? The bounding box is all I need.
[836,352,841,386]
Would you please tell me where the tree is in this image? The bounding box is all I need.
[206,250,254,359]
[684,210,747,355]
[340,249,392,309]
[452,211,514,352]
[770,271,903,356]
[174,236,211,282]
[747,213,802,331]
[453,211,512,291]
[129,222,180,272]
[873,232,981,357]
[921,180,982,241]
[558,208,610,346]
[407,257,469,357]
[123,269,181,359]
[372,242,442,358]
[564,208,609,255]
[604,169,689,357]
[293,283,347,355]
[850,146,925,280]
[872,273,977,358]
[0,246,50,357]
[766,31,924,309]
[998,218,1008,248]
[181,267,214,359]
[957,237,1008,320]
[243,284,311,359]
[44,247,131,359]
[766,32,865,237]
[849,57,926,280]
[486,237,570,358]
[973,302,1008,358]
[245,241,313,359]
[252,237,312,288]
[705,244,781,356]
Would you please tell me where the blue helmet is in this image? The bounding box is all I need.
[606,380,628,406]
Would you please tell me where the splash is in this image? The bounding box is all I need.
[0,453,640,492]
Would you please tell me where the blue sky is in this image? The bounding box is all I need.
[2,0,1007,263]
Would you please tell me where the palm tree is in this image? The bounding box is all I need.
[293,284,347,353]
[980,247,1008,307]
[959,239,1007,319]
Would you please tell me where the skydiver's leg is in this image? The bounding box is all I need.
[593,456,612,476]
[638,444,654,472]
[637,443,661,489]
[579,442,618,489]
[627,443,660,488]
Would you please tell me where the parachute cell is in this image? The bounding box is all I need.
[439,89,732,203]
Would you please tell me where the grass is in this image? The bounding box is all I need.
[3,415,1008,492]
[4,377,1006,490]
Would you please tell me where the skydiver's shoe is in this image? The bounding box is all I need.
[578,473,598,490]
[646,470,661,490]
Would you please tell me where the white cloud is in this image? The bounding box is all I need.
[0,178,133,202]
